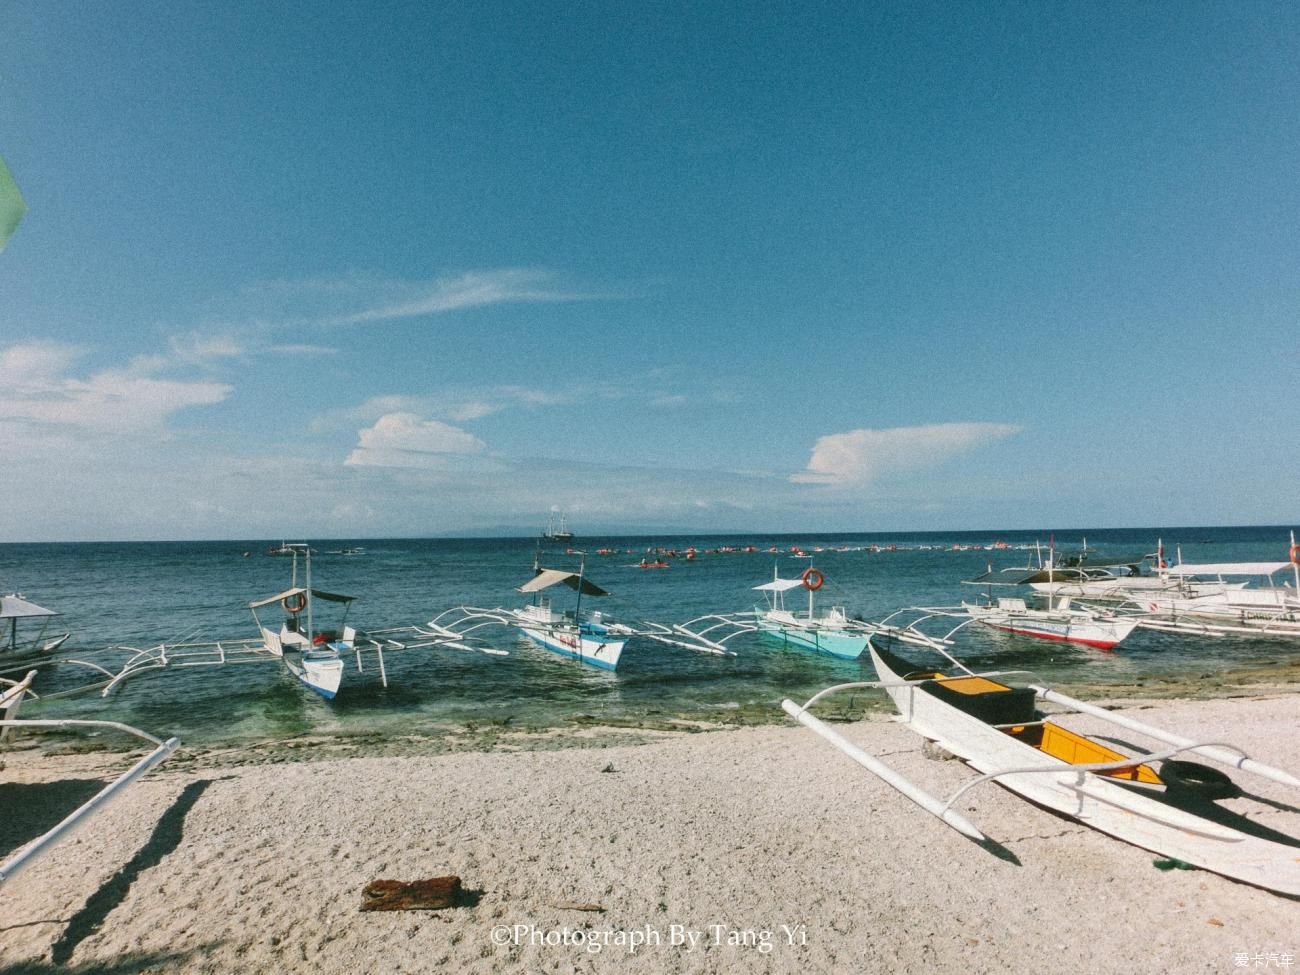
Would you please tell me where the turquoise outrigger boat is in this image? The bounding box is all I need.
[676,565,873,660]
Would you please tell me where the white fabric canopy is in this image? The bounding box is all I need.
[0,594,58,620]
[1165,562,1293,577]
[753,578,806,593]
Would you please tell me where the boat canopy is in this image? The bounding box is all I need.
[1056,552,1147,568]
[0,594,59,620]
[1165,562,1293,577]
[753,578,806,593]
[962,566,1077,586]
[518,568,608,596]
[248,586,356,609]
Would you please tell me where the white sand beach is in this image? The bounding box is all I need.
[2,692,1299,974]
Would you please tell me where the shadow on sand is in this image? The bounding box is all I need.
[43,779,212,966]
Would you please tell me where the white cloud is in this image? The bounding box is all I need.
[344,412,489,469]
[0,340,232,435]
[792,422,1022,487]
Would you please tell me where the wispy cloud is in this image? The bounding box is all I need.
[167,331,245,365]
[0,340,232,436]
[342,386,572,425]
[324,268,599,326]
[791,422,1022,487]
[650,393,689,409]
[267,343,339,357]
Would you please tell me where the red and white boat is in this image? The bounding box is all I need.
[960,595,1138,650]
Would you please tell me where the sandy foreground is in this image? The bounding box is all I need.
[2,692,1299,975]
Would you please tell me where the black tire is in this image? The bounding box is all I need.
[1158,760,1241,801]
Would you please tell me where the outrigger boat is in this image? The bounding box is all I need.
[750,567,870,659]
[1,593,70,660]
[42,544,499,700]
[782,634,1300,895]
[1014,541,1246,602]
[959,595,1138,650]
[509,561,627,670]
[962,551,1139,650]
[672,566,896,659]
[423,552,735,670]
[1118,536,1300,638]
[1,669,180,886]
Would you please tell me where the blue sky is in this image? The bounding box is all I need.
[1,1,1296,541]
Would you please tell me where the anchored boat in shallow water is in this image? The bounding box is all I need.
[673,565,877,660]
[22,543,502,701]
[959,594,1139,650]
[1,593,70,660]
[782,634,1300,895]
[423,552,736,670]
[248,544,355,699]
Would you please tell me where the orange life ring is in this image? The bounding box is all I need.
[801,567,825,591]
[1291,544,1300,565]
[282,592,307,614]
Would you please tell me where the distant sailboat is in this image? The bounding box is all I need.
[542,511,574,542]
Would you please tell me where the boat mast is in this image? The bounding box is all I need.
[574,551,586,622]
[531,540,542,607]
[305,545,313,641]
[1047,538,1058,608]
[1292,530,1299,592]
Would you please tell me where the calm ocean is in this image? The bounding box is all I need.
[2,526,1296,748]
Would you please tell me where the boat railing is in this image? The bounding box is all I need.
[939,739,1249,813]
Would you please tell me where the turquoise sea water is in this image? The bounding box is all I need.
[2,526,1297,748]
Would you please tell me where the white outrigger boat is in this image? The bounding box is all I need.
[959,595,1138,650]
[423,553,735,670]
[509,562,628,670]
[53,544,499,700]
[961,558,1139,650]
[1119,537,1300,638]
[673,566,873,660]
[782,635,1300,895]
[249,546,351,699]
[976,539,1239,604]
[1,592,70,660]
[1,669,179,886]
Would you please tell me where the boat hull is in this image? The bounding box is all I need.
[517,624,625,670]
[1134,587,1300,621]
[869,642,1300,895]
[284,652,344,699]
[756,619,867,659]
[963,602,1136,650]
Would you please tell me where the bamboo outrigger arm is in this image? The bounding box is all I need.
[0,720,180,885]
[781,696,987,842]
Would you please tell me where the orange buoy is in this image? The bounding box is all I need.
[801,567,825,591]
